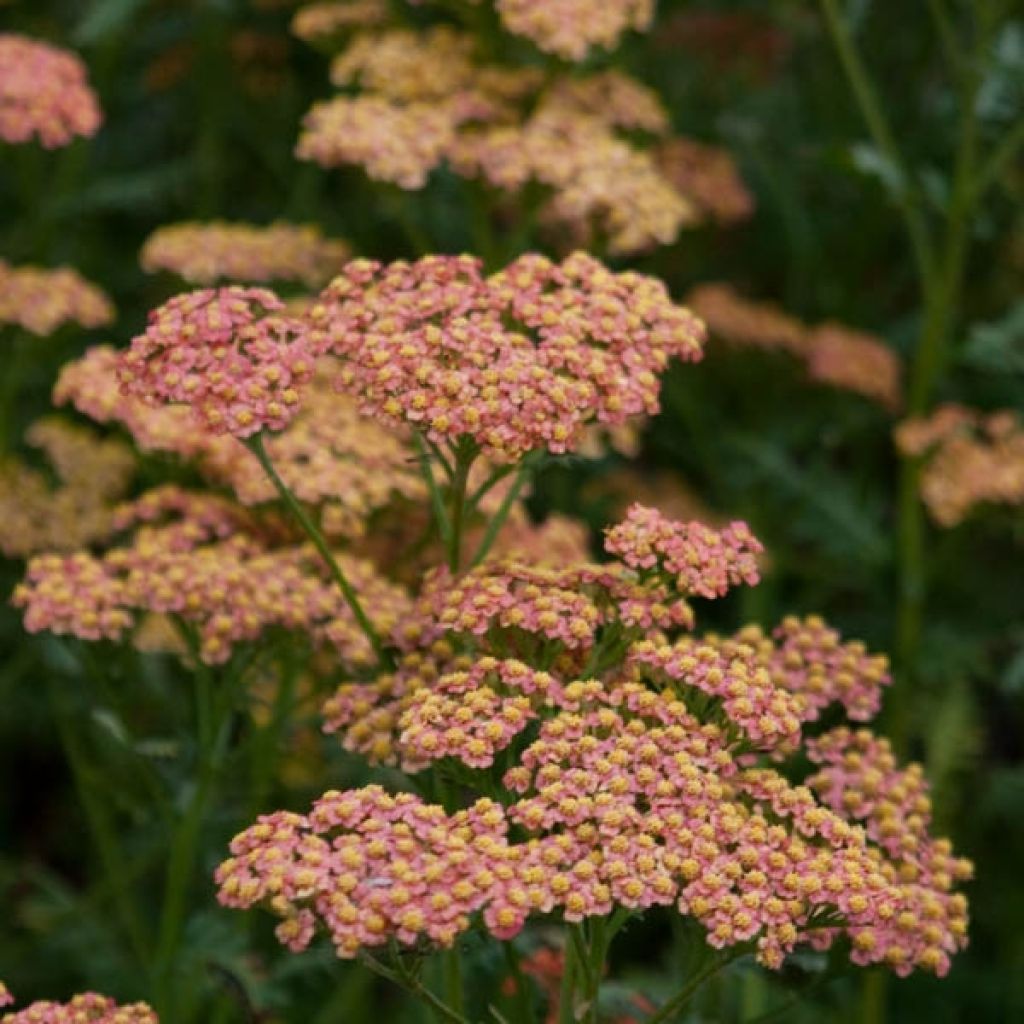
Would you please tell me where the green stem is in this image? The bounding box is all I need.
[470,452,542,568]
[47,680,151,967]
[815,0,936,291]
[360,952,469,1024]
[557,930,579,1024]
[503,942,535,1024]
[152,658,233,1014]
[245,433,389,668]
[970,119,1024,203]
[644,953,733,1024]
[415,433,454,551]
[442,948,465,1018]
[448,442,477,573]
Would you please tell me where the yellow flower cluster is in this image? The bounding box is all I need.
[0,419,135,559]
[0,261,114,336]
[291,0,389,44]
[895,405,1024,526]
[140,221,351,287]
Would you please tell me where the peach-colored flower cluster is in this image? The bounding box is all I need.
[686,283,808,356]
[118,287,319,437]
[0,261,114,336]
[656,137,755,225]
[291,1,390,43]
[57,348,425,539]
[495,0,655,61]
[13,486,411,665]
[309,251,705,460]
[688,283,903,410]
[0,993,156,1024]
[140,221,351,287]
[604,504,762,599]
[805,323,902,412]
[0,34,101,148]
[0,986,10,1010]
[222,506,966,975]
[0,419,135,558]
[895,405,1024,526]
[296,22,704,253]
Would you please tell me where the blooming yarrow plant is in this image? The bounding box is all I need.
[216,503,970,1017]
[0,34,101,148]
[0,261,114,336]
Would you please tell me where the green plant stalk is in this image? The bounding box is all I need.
[557,928,579,1024]
[502,941,535,1024]
[470,452,543,568]
[47,679,151,967]
[245,433,389,667]
[644,953,733,1024]
[447,443,477,572]
[442,949,465,1018]
[360,951,469,1024]
[152,659,231,1016]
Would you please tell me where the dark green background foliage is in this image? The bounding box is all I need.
[0,1,1021,1021]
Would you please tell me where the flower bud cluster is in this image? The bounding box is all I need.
[0,993,157,1024]
[0,419,135,558]
[118,287,320,437]
[291,1,389,44]
[216,786,513,957]
[604,504,762,598]
[805,323,902,412]
[494,0,655,61]
[0,34,101,148]
[13,486,411,665]
[309,251,704,460]
[655,138,755,225]
[689,284,903,409]
[140,221,351,288]
[895,405,1024,526]
[0,261,114,336]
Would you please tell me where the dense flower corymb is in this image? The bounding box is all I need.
[895,405,1024,526]
[0,261,114,335]
[140,221,351,287]
[805,323,902,412]
[0,992,157,1024]
[495,0,655,61]
[118,286,319,437]
[309,251,705,460]
[0,34,101,148]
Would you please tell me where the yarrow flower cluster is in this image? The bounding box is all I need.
[895,405,1024,526]
[0,419,135,558]
[218,504,970,977]
[294,21,738,253]
[291,1,390,44]
[140,221,351,287]
[13,486,411,665]
[655,137,756,225]
[0,992,157,1024]
[0,261,114,336]
[308,251,705,460]
[494,0,655,61]
[117,287,319,437]
[0,34,101,148]
[688,283,903,410]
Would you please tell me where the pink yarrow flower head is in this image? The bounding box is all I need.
[0,992,157,1023]
[309,251,705,461]
[118,286,321,437]
[0,34,102,148]
[604,503,763,598]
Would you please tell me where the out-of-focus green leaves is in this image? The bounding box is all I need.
[961,301,1024,375]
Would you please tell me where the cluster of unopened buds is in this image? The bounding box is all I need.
[218,504,971,979]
